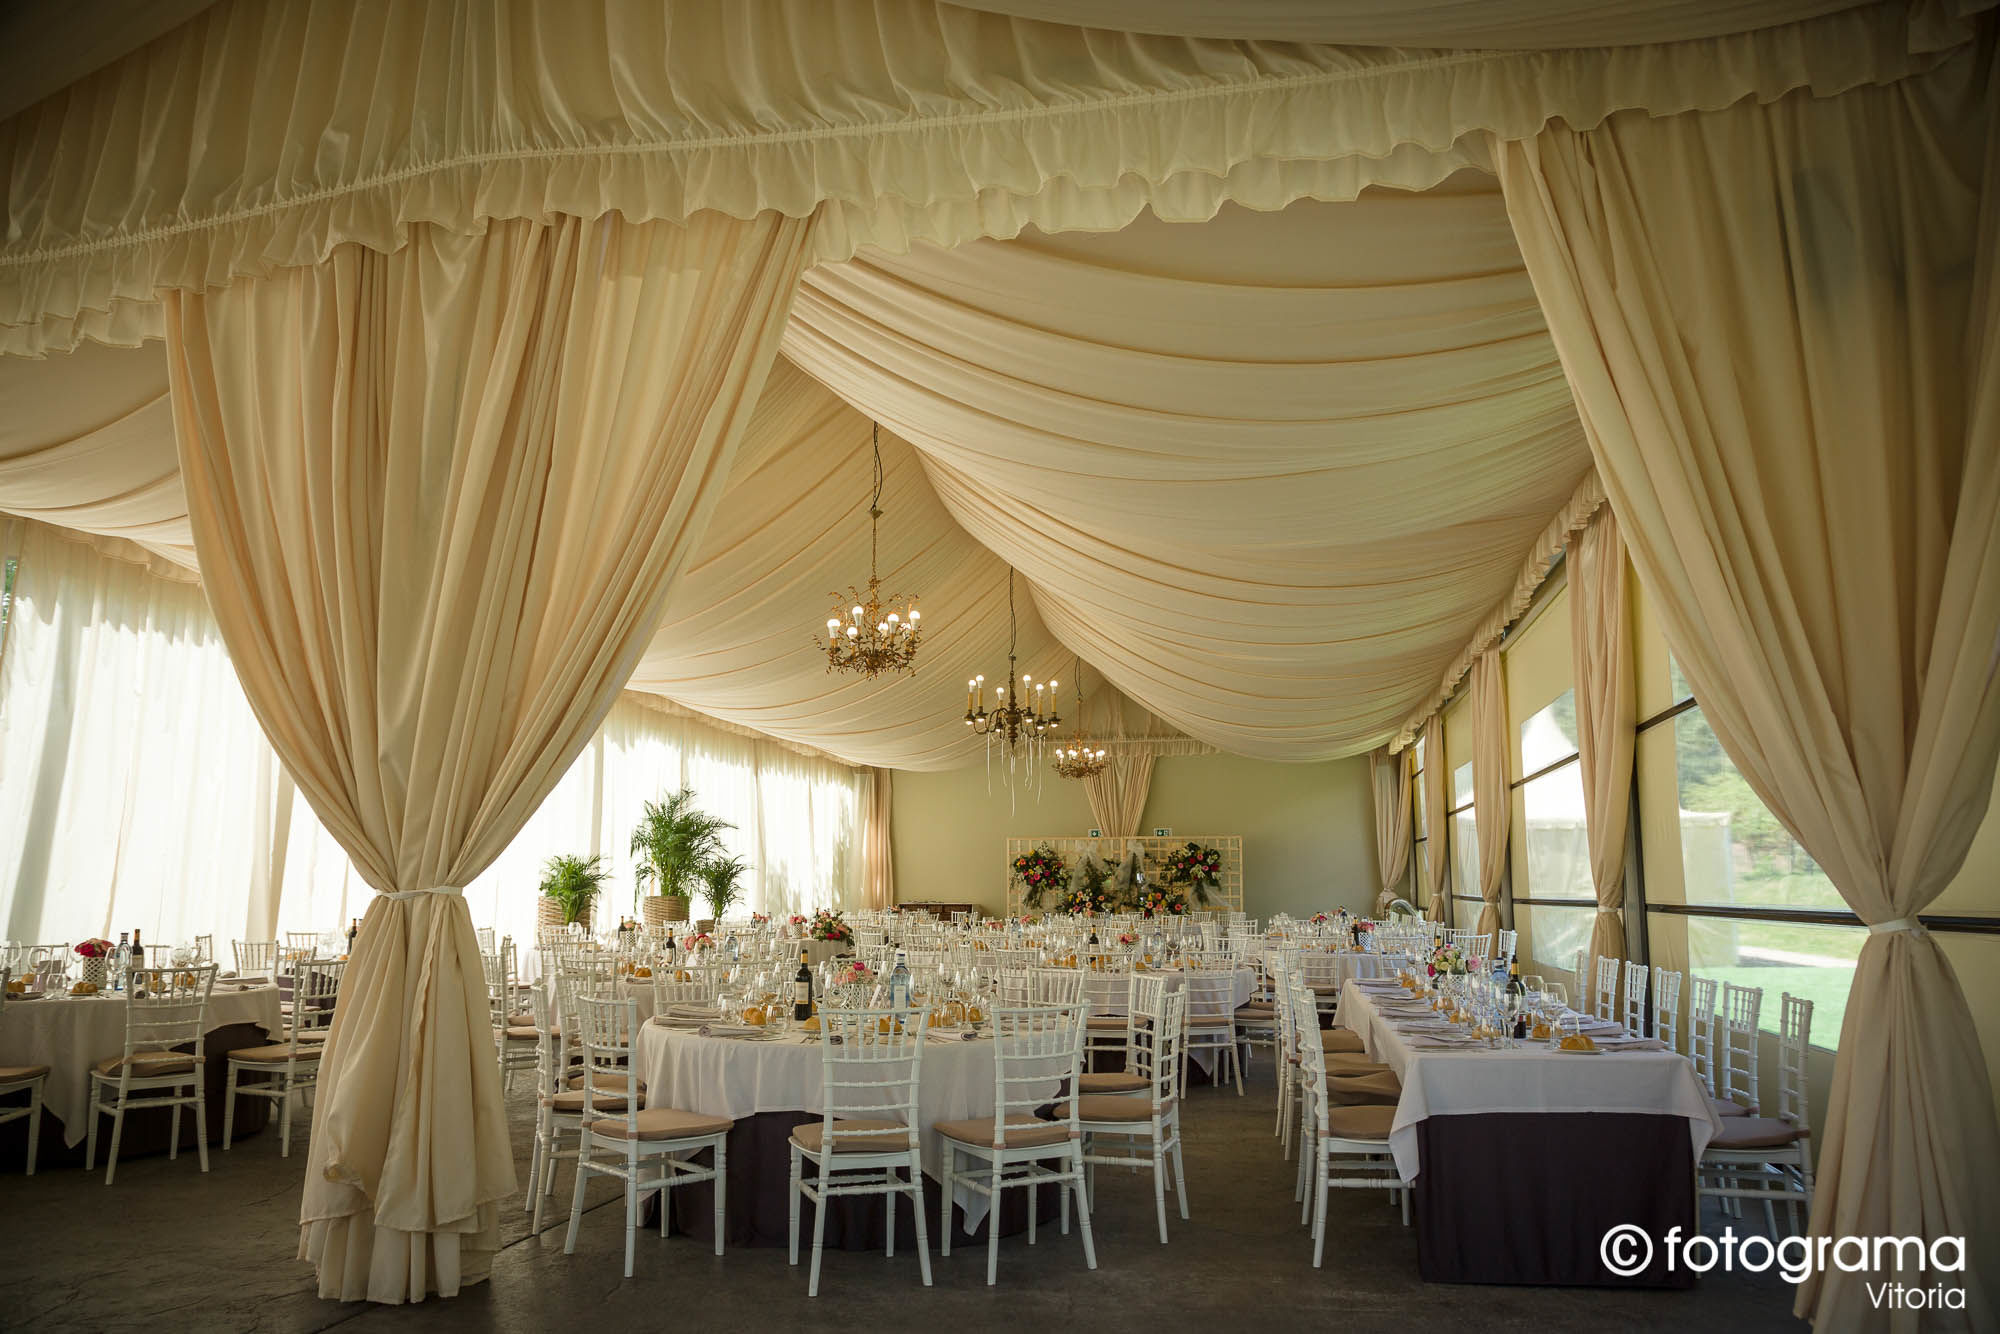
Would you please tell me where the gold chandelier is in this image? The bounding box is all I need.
[817,423,921,678]
[1052,658,1108,779]
[965,570,1059,757]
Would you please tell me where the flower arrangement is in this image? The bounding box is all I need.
[1060,883,1115,916]
[1011,843,1070,908]
[1309,912,1331,926]
[1428,943,1465,977]
[1139,887,1188,917]
[1158,841,1224,904]
[1116,931,1138,946]
[74,938,118,959]
[751,912,770,925]
[1015,915,1035,926]
[835,960,874,987]
[681,932,716,952]
[787,914,808,926]
[808,909,851,943]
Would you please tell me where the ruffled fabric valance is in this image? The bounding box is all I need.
[0,0,1974,355]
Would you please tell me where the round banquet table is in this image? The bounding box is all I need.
[634,1020,1059,1249]
[0,982,284,1165]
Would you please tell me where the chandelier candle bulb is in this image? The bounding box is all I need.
[815,421,923,678]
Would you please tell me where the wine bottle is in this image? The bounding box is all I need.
[793,950,814,1021]
[347,918,359,956]
[1504,953,1525,998]
[131,928,143,975]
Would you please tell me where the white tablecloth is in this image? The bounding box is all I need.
[637,1021,1043,1231]
[1338,980,1720,1182]
[0,984,283,1145]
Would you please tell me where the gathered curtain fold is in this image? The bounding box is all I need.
[1421,719,1450,923]
[1570,507,1634,966]
[162,208,813,1302]
[1081,688,1158,838]
[1370,747,1412,913]
[1468,651,1510,939]
[1493,39,2000,1331]
[861,768,896,911]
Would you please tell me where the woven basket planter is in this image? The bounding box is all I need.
[642,894,690,928]
[538,898,592,935]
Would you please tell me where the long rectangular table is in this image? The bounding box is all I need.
[1338,978,1719,1287]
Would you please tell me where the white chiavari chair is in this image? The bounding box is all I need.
[475,926,496,954]
[1688,974,1722,1095]
[0,968,52,1173]
[1622,960,1651,1037]
[1079,972,1164,1098]
[1181,967,1243,1095]
[1291,978,1406,1262]
[486,950,536,1094]
[937,1001,1096,1285]
[224,957,340,1157]
[1061,988,1188,1244]
[1030,968,1085,1005]
[563,993,731,1277]
[232,939,278,979]
[283,931,320,955]
[1593,954,1622,1023]
[1716,982,1764,1117]
[86,964,217,1183]
[788,1007,934,1297]
[1080,965,1130,1071]
[1495,927,1518,959]
[1651,967,1684,1054]
[1701,993,1813,1236]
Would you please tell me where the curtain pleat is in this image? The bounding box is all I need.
[1570,507,1633,965]
[1421,719,1450,922]
[1371,747,1412,912]
[1494,41,2000,1330]
[1469,651,1510,939]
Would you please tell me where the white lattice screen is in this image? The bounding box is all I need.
[1002,835,1243,915]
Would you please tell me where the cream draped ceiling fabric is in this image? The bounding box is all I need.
[1569,509,1634,965]
[0,0,1974,358]
[1468,652,1511,940]
[1494,41,2000,1331]
[1421,721,1450,924]
[1370,749,1412,914]
[163,209,812,1302]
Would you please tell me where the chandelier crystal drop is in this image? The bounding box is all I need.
[965,571,1060,788]
[1051,658,1108,780]
[816,422,921,678]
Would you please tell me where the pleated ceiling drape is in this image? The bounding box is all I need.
[1570,508,1633,966]
[1468,651,1510,940]
[1370,747,1412,913]
[163,209,812,1301]
[1421,719,1450,924]
[1494,43,2000,1330]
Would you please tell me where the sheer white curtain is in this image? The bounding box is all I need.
[0,522,872,954]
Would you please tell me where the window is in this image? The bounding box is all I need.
[1410,735,1431,910]
[1450,759,1478,929]
[1516,689,1599,969]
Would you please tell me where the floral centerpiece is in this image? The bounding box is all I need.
[808,909,852,944]
[681,931,716,952]
[1060,883,1115,916]
[835,960,874,987]
[73,938,117,989]
[1116,931,1139,946]
[1428,943,1465,977]
[1139,887,1188,917]
[1011,843,1070,909]
[1015,915,1035,926]
[751,912,770,926]
[1309,911,1331,926]
[1158,840,1224,905]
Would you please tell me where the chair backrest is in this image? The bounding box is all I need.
[290,958,345,1042]
[528,981,564,1098]
[284,931,320,953]
[570,993,646,1128]
[1718,981,1764,1111]
[1081,967,1128,1018]
[1180,968,1237,1030]
[1622,960,1650,1036]
[1688,974,1721,1092]
[1776,992,1813,1129]
[1288,980,1331,1133]
[650,976,713,1008]
[1348,952,1387,982]
[987,1002,1088,1147]
[1030,968,1084,1004]
[121,965,217,1066]
[1593,955,1622,1022]
[233,939,278,975]
[481,950,509,1030]
[809,1007,930,1154]
[475,926,497,954]
[1651,967,1684,1053]
[1134,988,1187,1112]
[193,934,215,964]
[1496,928,1518,959]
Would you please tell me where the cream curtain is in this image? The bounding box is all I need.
[1421,720,1450,923]
[860,768,895,911]
[1468,650,1510,939]
[163,209,812,1302]
[0,0,1970,356]
[787,179,1595,760]
[1081,688,1157,839]
[1570,508,1633,964]
[1494,43,2000,1331]
[1370,747,1412,913]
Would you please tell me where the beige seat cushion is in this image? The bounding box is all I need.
[1326,1070,1403,1106]
[225,1043,320,1065]
[1235,1003,1275,1015]
[1085,1016,1129,1031]
[1309,983,1342,995]
[1325,1053,1390,1076]
[1054,1095,1169,1123]
[1322,1030,1366,1053]
[94,1052,200,1077]
[934,1115,1072,1149]
[791,1118,912,1154]
[1710,1097,1754,1118]
[508,1011,533,1027]
[1078,1071,1150,1094]
[568,1072,644,1094]
[0,1063,51,1082]
[586,1106,733,1141]
[503,1025,540,1040]
[1708,1116,1808,1150]
[1323,1104,1397,1141]
[545,1089,638,1113]
[294,1030,330,1042]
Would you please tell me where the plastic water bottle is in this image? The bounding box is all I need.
[889,950,912,1011]
[725,932,741,964]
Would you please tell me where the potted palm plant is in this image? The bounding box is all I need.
[697,854,750,932]
[631,788,732,928]
[538,853,608,934]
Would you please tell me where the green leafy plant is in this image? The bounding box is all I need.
[539,853,609,926]
[631,788,733,909]
[698,854,751,920]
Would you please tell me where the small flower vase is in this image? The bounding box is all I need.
[78,956,106,991]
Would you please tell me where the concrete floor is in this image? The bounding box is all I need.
[1,1061,1807,1334]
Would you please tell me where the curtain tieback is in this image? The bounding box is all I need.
[1868,917,1926,937]
[385,885,465,901]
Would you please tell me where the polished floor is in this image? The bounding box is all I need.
[1,1058,1806,1333]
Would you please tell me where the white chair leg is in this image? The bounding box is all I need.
[623,1175,637,1278]
[1152,1144,1169,1243]
[562,1134,591,1256]
[939,1147,956,1257]
[808,1161,829,1297]
[1172,1137,1189,1220]
[194,1086,209,1173]
[27,1081,44,1175]
[170,1095,182,1159]
[910,1161,933,1287]
[1071,1145,1098,1270]
[788,1147,802,1267]
[222,1068,238,1149]
[711,1139,727,1256]
[986,1161,1004,1286]
[105,1097,126,1186]
[86,1081,100,1170]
